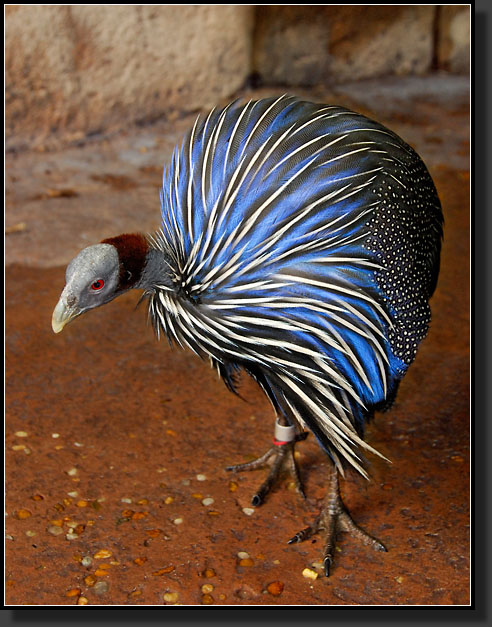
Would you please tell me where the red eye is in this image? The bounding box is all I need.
[91,279,105,291]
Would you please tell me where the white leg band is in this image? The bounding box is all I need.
[274,420,296,443]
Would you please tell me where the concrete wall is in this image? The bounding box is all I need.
[6,5,470,152]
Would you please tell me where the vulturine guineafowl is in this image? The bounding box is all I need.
[53,95,443,576]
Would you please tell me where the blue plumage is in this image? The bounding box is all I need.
[151,94,443,474]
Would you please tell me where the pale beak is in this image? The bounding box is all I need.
[52,297,80,333]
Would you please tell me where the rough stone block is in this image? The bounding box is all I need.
[253,6,435,86]
[6,6,254,150]
[437,6,470,74]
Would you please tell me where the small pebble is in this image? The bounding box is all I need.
[74,442,83,447]
[395,576,404,584]
[52,433,60,438]
[93,581,109,596]
[121,497,132,504]
[132,512,147,520]
[67,491,78,498]
[67,467,78,476]
[173,518,183,525]
[48,526,64,536]
[302,567,319,581]
[15,509,32,519]
[77,596,89,605]
[145,529,161,537]
[181,479,190,486]
[94,549,112,559]
[134,557,147,566]
[164,496,174,504]
[97,563,111,571]
[201,498,214,506]
[152,565,174,575]
[163,592,179,604]
[95,568,109,577]
[84,575,97,587]
[66,588,81,597]
[25,530,36,537]
[237,551,250,560]
[66,532,79,540]
[15,431,28,437]
[81,556,92,567]
[196,474,207,481]
[201,594,214,604]
[12,445,25,451]
[242,507,255,516]
[266,581,284,596]
[239,558,254,567]
[50,519,63,526]
[201,583,214,594]
[203,568,216,578]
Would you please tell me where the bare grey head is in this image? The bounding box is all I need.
[52,243,121,333]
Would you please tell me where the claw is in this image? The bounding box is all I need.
[227,434,307,506]
[288,468,387,577]
[323,556,332,578]
[251,493,264,507]
[287,524,316,544]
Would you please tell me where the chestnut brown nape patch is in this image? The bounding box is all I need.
[101,233,149,290]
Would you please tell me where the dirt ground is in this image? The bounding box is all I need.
[5,75,470,606]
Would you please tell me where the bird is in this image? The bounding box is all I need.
[52,94,443,577]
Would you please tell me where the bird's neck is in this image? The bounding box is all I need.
[100,232,173,292]
[137,246,174,291]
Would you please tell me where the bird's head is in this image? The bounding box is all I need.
[52,233,149,333]
[52,244,122,333]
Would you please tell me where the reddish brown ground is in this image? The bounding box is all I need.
[5,76,470,606]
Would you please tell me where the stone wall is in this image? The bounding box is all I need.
[6,5,470,151]
[6,5,254,151]
[253,5,470,85]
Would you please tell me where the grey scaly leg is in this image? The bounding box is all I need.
[288,465,386,576]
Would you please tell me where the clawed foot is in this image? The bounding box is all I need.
[226,432,308,506]
[288,469,386,577]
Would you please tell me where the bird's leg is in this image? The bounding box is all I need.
[226,415,308,506]
[288,466,386,577]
